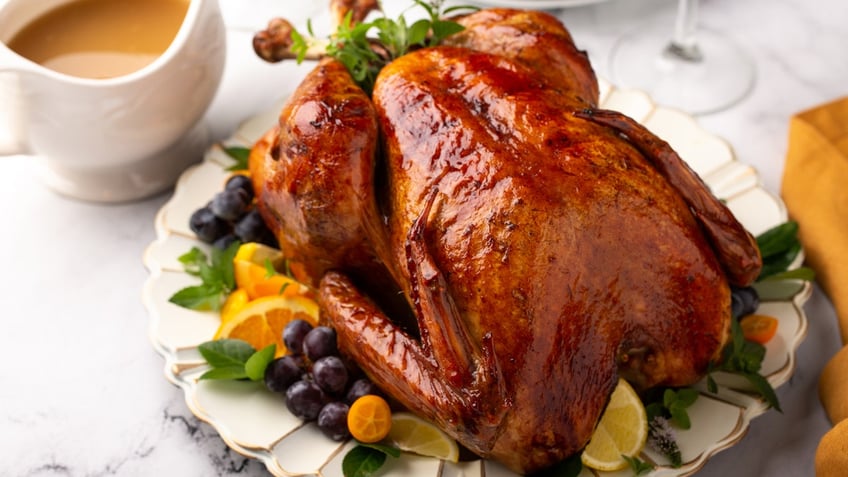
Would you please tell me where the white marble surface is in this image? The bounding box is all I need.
[1,0,845,475]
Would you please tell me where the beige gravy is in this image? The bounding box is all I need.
[7,0,190,79]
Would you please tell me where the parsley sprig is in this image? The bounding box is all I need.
[290,0,476,93]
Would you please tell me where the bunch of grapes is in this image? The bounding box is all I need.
[189,174,277,249]
[264,319,382,441]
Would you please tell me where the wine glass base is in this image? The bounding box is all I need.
[609,26,755,115]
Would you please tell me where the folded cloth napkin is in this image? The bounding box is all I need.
[780,96,848,477]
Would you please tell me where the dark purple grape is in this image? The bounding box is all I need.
[212,233,238,250]
[285,380,328,421]
[225,174,254,201]
[264,356,305,393]
[312,356,349,395]
[345,378,380,405]
[234,209,270,243]
[283,319,314,356]
[189,206,230,243]
[317,402,351,441]
[210,188,250,221]
[731,286,759,319]
[303,326,338,362]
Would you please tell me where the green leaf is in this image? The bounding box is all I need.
[645,402,664,421]
[177,247,208,276]
[662,389,676,409]
[199,366,249,380]
[264,258,278,279]
[223,146,251,171]
[212,240,240,291]
[358,442,402,458]
[709,316,781,411]
[169,241,240,311]
[707,374,718,394]
[407,19,431,45]
[676,387,699,406]
[756,221,799,259]
[245,344,277,381]
[761,267,816,282]
[342,445,388,477]
[168,284,224,310]
[430,19,465,42]
[743,372,782,412]
[198,339,256,368]
[758,242,802,280]
[623,455,654,475]
[668,402,691,430]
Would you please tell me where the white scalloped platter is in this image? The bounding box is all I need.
[142,78,811,477]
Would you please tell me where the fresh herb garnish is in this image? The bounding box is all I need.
[642,387,695,468]
[289,0,476,93]
[197,339,276,381]
[755,220,814,282]
[645,387,699,430]
[168,241,240,311]
[647,415,682,468]
[623,455,654,475]
[342,443,401,477]
[223,145,251,171]
[707,318,781,411]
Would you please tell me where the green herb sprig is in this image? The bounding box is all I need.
[197,339,276,381]
[168,241,240,311]
[223,145,251,171]
[645,387,699,430]
[290,0,476,93]
[623,455,654,475]
[755,220,814,282]
[707,318,781,411]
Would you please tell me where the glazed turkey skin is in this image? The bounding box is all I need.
[250,8,762,474]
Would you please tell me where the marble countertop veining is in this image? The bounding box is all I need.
[1,0,846,475]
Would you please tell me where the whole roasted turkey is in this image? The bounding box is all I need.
[249,7,762,474]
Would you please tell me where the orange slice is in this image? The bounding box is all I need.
[233,242,315,300]
[214,294,319,357]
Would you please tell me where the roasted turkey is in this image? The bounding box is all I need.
[249,7,762,474]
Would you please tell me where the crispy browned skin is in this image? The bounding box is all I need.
[253,8,761,474]
[251,58,383,286]
[444,9,599,106]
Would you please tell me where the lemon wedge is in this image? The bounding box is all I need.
[383,412,459,463]
[581,378,648,471]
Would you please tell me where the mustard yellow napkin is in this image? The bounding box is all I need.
[781,96,848,477]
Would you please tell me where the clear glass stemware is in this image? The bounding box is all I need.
[609,0,755,115]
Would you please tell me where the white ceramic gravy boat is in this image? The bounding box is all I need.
[0,0,226,202]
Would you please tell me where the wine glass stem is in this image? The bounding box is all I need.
[667,0,703,61]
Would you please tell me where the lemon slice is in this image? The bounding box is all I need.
[581,378,648,471]
[214,294,319,357]
[383,412,459,463]
[235,242,284,266]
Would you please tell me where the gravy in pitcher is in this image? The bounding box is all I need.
[7,0,190,79]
